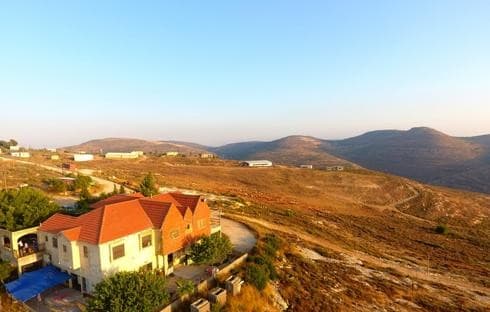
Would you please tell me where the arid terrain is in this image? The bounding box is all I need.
[66,127,490,194]
[47,155,489,311]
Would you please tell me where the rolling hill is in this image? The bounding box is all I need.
[64,138,209,155]
[64,127,490,193]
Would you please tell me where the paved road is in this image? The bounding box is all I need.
[220,217,257,253]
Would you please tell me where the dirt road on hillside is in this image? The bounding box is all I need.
[228,213,490,301]
[0,156,130,195]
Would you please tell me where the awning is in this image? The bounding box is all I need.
[5,265,71,302]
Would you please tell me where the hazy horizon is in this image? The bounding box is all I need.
[1,1,489,147]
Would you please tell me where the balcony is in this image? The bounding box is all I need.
[14,243,45,259]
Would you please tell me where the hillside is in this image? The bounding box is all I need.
[212,135,353,167]
[75,157,490,311]
[327,127,490,193]
[64,127,490,193]
[64,138,209,154]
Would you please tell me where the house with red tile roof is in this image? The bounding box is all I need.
[38,192,214,293]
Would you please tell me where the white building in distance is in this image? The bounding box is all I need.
[240,160,273,167]
[105,151,142,159]
[73,154,94,162]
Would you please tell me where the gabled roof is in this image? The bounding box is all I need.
[151,192,202,212]
[40,199,154,244]
[139,199,172,228]
[39,192,207,245]
[90,193,144,209]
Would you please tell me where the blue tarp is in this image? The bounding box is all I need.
[5,265,71,302]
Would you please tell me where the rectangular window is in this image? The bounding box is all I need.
[141,235,152,248]
[112,244,125,260]
[170,229,179,239]
[52,237,58,248]
[45,236,48,242]
[62,245,67,253]
[83,246,88,258]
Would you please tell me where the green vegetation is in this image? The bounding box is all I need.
[138,172,158,197]
[435,224,449,235]
[0,139,17,150]
[189,233,233,265]
[0,260,14,282]
[0,187,59,231]
[176,279,195,297]
[44,178,68,193]
[245,234,281,290]
[87,271,170,312]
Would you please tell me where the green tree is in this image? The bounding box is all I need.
[0,260,14,282]
[138,173,158,197]
[44,178,67,193]
[74,175,92,191]
[189,233,233,265]
[118,185,126,194]
[0,188,60,231]
[87,271,170,312]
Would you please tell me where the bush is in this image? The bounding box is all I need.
[87,271,169,312]
[0,260,14,282]
[176,279,195,297]
[189,233,233,265]
[245,263,269,290]
[435,224,449,235]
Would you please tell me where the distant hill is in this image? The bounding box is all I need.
[211,136,353,167]
[64,138,209,155]
[213,127,490,193]
[65,127,490,193]
[326,127,490,193]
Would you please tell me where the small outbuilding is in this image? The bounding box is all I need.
[240,160,273,167]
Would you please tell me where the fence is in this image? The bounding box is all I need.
[159,253,248,312]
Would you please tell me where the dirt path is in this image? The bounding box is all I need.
[0,156,130,195]
[228,213,489,299]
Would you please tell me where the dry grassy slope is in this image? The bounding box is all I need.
[327,127,490,193]
[212,135,353,167]
[83,158,490,310]
[64,138,209,154]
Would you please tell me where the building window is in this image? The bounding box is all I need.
[3,237,11,249]
[62,245,67,253]
[52,237,58,248]
[45,236,48,242]
[170,229,179,239]
[186,224,192,230]
[198,219,206,229]
[83,246,88,258]
[112,244,125,260]
[141,235,152,248]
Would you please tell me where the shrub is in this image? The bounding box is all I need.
[245,263,269,290]
[87,271,169,312]
[435,224,449,235]
[176,279,195,297]
[189,233,233,265]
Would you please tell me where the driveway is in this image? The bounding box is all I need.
[220,218,257,253]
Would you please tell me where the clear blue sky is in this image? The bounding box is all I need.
[0,1,489,147]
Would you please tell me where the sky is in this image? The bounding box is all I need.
[0,1,489,148]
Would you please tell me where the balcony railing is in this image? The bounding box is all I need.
[14,243,45,258]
